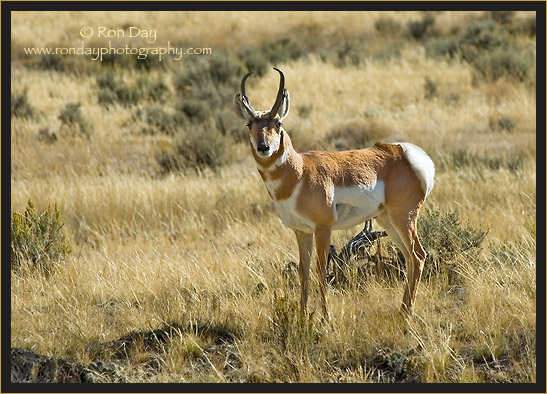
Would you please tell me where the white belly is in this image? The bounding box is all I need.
[332,181,385,230]
[268,180,385,233]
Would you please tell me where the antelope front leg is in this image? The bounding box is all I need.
[314,225,332,320]
[294,230,313,316]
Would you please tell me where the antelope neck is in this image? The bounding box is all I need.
[252,131,304,183]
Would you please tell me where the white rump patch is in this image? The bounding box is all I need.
[396,143,435,197]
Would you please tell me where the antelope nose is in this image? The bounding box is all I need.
[257,143,269,153]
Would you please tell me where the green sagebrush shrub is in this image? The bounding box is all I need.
[435,150,524,173]
[156,124,227,173]
[137,105,178,135]
[155,51,247,173]
[332,209,487,285]
[58,102,93,136]
[11,200,71,275]
[97,72,141,107]
[11,88,37,120]
[238,37,305,76]
[425,18,535,82]
[418,209,487,280]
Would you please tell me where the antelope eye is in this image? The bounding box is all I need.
[246,122,252,129]
[276,121,282,128]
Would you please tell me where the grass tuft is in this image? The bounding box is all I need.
[11,199,72,275]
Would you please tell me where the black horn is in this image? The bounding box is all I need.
[241,72,254,98]
[269,68,285,119]
[239,72,257,118]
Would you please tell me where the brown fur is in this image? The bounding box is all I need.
[252,131,304,201]
[251,128,427,316]
[235,81,431,318]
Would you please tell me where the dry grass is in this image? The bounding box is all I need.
[10,10,536,383]
[8,11,461,49]
[11,10,535,50]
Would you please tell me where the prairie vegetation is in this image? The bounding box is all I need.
[10,11,536,383]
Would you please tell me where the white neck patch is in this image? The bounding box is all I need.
[269,132,282,156]
[273,143,290,168]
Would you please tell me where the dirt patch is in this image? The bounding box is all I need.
[11,321,242,383]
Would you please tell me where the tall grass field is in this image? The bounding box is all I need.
[10,10,537,383]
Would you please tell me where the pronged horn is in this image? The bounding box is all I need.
[241,72,253,98]
[240,72,258,118]
[269,68,285,119]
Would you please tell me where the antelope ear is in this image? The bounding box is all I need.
[277,89,290,120]
[234,94,251,120]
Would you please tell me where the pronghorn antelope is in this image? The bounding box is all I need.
[234,68,435,317]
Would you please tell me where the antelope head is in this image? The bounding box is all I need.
[234,68,290,158]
